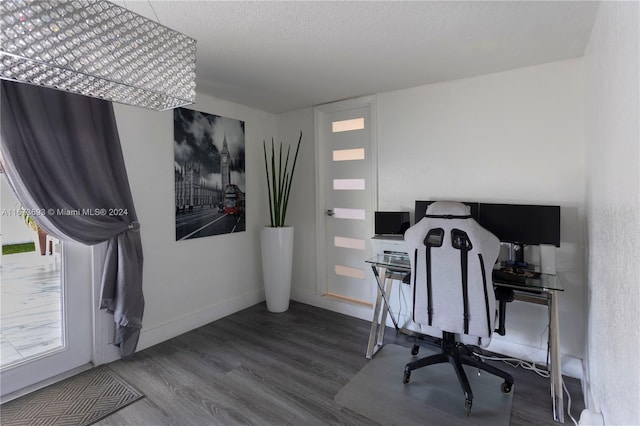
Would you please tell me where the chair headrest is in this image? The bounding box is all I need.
[425,201,471,217]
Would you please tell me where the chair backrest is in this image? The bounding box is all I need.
[404,201,500,346]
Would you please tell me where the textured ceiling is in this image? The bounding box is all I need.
[122,1,599,113]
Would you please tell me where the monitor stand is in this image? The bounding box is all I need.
[506,242,527,267]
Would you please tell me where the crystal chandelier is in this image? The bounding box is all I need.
[0,0,197,111]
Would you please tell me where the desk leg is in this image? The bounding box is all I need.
[376,274,393,348]
[366,266,387,359]
[549,290,565,423]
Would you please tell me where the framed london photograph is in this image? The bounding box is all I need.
[173,108,245,240]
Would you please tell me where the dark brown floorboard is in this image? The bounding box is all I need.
[97,301,583,425]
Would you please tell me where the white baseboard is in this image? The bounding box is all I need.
[290,288,373,322]
[562,356,583,380]
[136,289,265,352]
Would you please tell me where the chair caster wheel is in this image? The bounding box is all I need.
[501,381,513,394]
[411,345,419,356]
[465,399,472,416]
[403,368,411,385]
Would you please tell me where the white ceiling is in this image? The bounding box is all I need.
[123,1,599,114]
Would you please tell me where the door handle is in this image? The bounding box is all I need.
[326,209,335,216]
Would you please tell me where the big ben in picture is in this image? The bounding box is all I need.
[220,135,231,190]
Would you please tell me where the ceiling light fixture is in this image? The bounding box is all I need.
[0,0,197,111]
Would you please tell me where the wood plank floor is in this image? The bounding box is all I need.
[97,301,583,425]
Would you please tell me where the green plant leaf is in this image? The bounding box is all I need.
[270,138,278,227]
[281,131,302,226]
[263,140,274,227]
[262,131,302,227]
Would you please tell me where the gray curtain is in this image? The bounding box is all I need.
[0,80,143,357]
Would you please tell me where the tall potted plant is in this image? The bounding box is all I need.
[261,131,302,312]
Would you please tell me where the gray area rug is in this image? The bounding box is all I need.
[0,366,143,426]
[335,344,513,426]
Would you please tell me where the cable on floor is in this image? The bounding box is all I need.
[473,352,579,426]
[472,352,550,378]
[563,377,579,426]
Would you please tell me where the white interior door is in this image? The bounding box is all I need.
[315,96,376,305]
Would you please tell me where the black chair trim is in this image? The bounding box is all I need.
[425,214,472,219]
[421,228,444,325]
[451,229,472,334]
[412,248,418,323]
[478,253,493,337]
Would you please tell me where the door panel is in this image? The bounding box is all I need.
[317,98,376,305]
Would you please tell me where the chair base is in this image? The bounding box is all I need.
[403,332,514,416]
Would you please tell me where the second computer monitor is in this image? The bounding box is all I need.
[477,203,560,247]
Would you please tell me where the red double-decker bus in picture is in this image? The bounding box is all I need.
[223,184,245,215]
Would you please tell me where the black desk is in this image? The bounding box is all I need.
[365,254,566,423]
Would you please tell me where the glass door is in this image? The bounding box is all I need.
[1,171,92,399]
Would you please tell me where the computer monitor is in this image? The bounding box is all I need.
[374,211,410,236]
[477,203,561,248]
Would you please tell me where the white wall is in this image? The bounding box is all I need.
[286,59,587,376]
[583,1,640,424]
[113,93,277,351]
[276,109,317,298]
